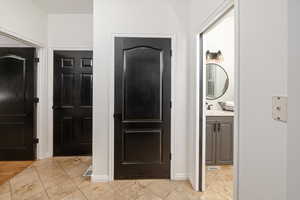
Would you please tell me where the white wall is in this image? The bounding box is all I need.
[0,0,47,46]
[93,0,189,181]
[48,14,93,48]
[287,0,299,199]
[204,11,235,109]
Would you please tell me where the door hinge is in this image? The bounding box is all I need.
[33,97,39,103]
[170,101,172,109]
[170,50,173,57]
[169,153,172,160]
[33,138,39,144]
[34,58,40,63]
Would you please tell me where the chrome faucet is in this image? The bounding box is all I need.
[206,102,213,110]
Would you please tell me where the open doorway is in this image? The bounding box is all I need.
[0,33,39,184]
[199,8,235,198]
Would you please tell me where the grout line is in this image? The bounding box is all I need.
[55,156,89,200]
[34,161,51,199]
[8,179,13,200]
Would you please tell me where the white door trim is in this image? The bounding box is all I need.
[47,47,93,158]
[108,33,177,181]
[194,0,239,198]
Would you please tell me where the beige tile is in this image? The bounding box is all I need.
[65,163,88,178]
[36,166,65,179]
[0,182,10,195]
[0,192,11,200]
[136,190,162,200]
[39,173,71,189]
[145,180,175,198]
[164,191,191,200]
[46,179,77,200]
[61,191,86,200]
[79,182,112,200]
[57,157,83,170]
[19,191,49,200]
[32,158,56,168]
[11,180,44,200]
[115,182,141,200]
[72,176,91,188]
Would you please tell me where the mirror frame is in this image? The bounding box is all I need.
[206,63,229,100]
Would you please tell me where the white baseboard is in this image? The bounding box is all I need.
[91,174,110,182]
[37,151,52,160]
[173,173,188,180]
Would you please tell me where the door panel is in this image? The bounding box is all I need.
[115,37,171,179]
[216,121,234,165]
[0,48,36,161]
[53,51,93,156]
[206,120,216,165]
[123,47,163,121]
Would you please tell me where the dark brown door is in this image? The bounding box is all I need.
[114,37,172,179]
[0,48,37,161]
[53,51,93,156]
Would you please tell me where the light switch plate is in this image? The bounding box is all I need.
[272,96,288,122]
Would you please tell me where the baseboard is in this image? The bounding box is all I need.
[91,174,110,182]
[173,173,188,180]
[37,151,52,160]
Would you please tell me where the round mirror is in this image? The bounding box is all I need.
[206,63,229,100]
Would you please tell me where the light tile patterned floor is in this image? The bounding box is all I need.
[0,157,233,200]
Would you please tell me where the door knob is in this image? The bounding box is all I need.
[52,106,62,110]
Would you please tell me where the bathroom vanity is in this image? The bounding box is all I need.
[206,110,234,165]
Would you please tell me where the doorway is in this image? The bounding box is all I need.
[114,37,172,179]
[0,47,38,161]
[199,8,235,197]
[53,51,93,156]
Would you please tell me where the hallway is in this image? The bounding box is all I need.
[0,157,233,200]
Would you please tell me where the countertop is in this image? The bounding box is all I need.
[206,110,234,117]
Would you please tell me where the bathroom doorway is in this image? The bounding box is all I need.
[199,8,235,198]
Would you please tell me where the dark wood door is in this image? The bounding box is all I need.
[53,51,93,156]
[0,48,37,161]
[114,37,172,179]
[206,120,216,165]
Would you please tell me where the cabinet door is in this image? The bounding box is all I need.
[206,120,216,165]
[216,118,234,165]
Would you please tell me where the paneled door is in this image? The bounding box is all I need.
[53,51,93,156]
[114,37,172,179]
[0,48,37,161]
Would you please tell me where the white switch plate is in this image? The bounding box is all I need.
[272,96,288,122]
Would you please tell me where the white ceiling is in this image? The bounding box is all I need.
[33,0,93,14]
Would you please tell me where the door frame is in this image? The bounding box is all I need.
[195,1,240,198]
[48,47,93,158]
[0,28,47,160]
[109,34,177,181]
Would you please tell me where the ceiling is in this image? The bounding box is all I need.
[33,0,93,14]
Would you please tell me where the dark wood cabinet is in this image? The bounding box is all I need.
[206,116,234,165]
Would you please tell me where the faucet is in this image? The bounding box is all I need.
[206,102,213,110]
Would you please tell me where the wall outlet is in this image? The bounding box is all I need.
[272,96,288,122]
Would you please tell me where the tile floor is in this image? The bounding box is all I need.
[0,157,233,200]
